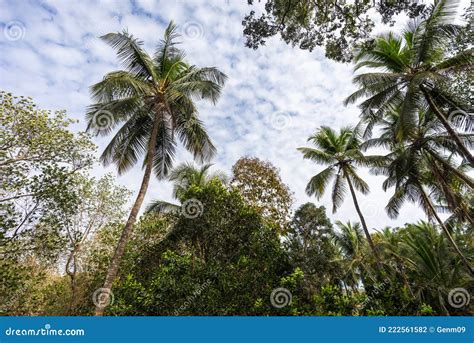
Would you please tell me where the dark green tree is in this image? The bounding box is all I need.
[284,203,337,294]
[242,0,428,62]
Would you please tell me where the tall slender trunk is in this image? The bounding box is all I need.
[427,150,474,189]
[345,176,382,267]
[422,88,474,166]
[428,154,474,227]
[95,111,162,316]
[394,257,415,298]
[65,249,78,314]
[420,186,474,277]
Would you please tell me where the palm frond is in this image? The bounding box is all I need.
[305,166,335,198]
[145,200,180,214]
[101,31,156,80]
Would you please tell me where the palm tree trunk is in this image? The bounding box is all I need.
[428,155,474,227]
[420,187,474,277]
[345,176,382,267]
[427,150,474,189]
[422,88,474,166]
[95,111,162,316]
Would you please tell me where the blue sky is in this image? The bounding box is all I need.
[1,0,468,229]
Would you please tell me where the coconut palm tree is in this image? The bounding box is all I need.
[86,22,227,315]
[372,129,474,276]
[331,221,376,292]
[375,227,415,298]
[345,0,474,165]
[146,162,228,213]
[399,222,470,314]
[298,126,383,265]
[363,108,474,226]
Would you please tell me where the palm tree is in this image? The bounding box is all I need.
[86,22,227,315]
[372,124,474,276]
[345,0,474,165]
[440,188,474,229]
[362,109,474,225]
[332,221,366,261]
[399,222,470,315]
[298,126,382,265]
[332,221,371,291]
[146,162,228,213]
[375,227,414,298]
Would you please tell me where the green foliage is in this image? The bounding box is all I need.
[1,4,472,317]
[242,0,428,62]
[231,157,293,232]
[0,91,96,313]
[284,203,339,292]
[86,22,227,177]
[0,91,95,243]
[100,180,294,315]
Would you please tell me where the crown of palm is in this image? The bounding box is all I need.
[86,22,227,178]
[345,0,472,139]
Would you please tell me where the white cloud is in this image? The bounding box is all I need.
[1,0,467,229]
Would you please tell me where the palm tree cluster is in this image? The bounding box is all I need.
[329,220,471,315]
[85,1,472,317]
[300,0,473,277]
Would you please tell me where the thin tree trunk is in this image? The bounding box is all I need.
[345,176,382,267]
[94,111,162,316]
[427,150,474,189]
[420,187,474,277]
[422,88,474,166]
[394,257,415,298]
[65,249,78,314]
[428,155,474,227]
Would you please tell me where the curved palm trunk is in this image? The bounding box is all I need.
[420,187,474,277]
[95,111,162,316]
[345,176,382,267]
[422,89,474,166]
[428,155,474,227]
[427,150,474,189]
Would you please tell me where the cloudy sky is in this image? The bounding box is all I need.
[0,0,468,229]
